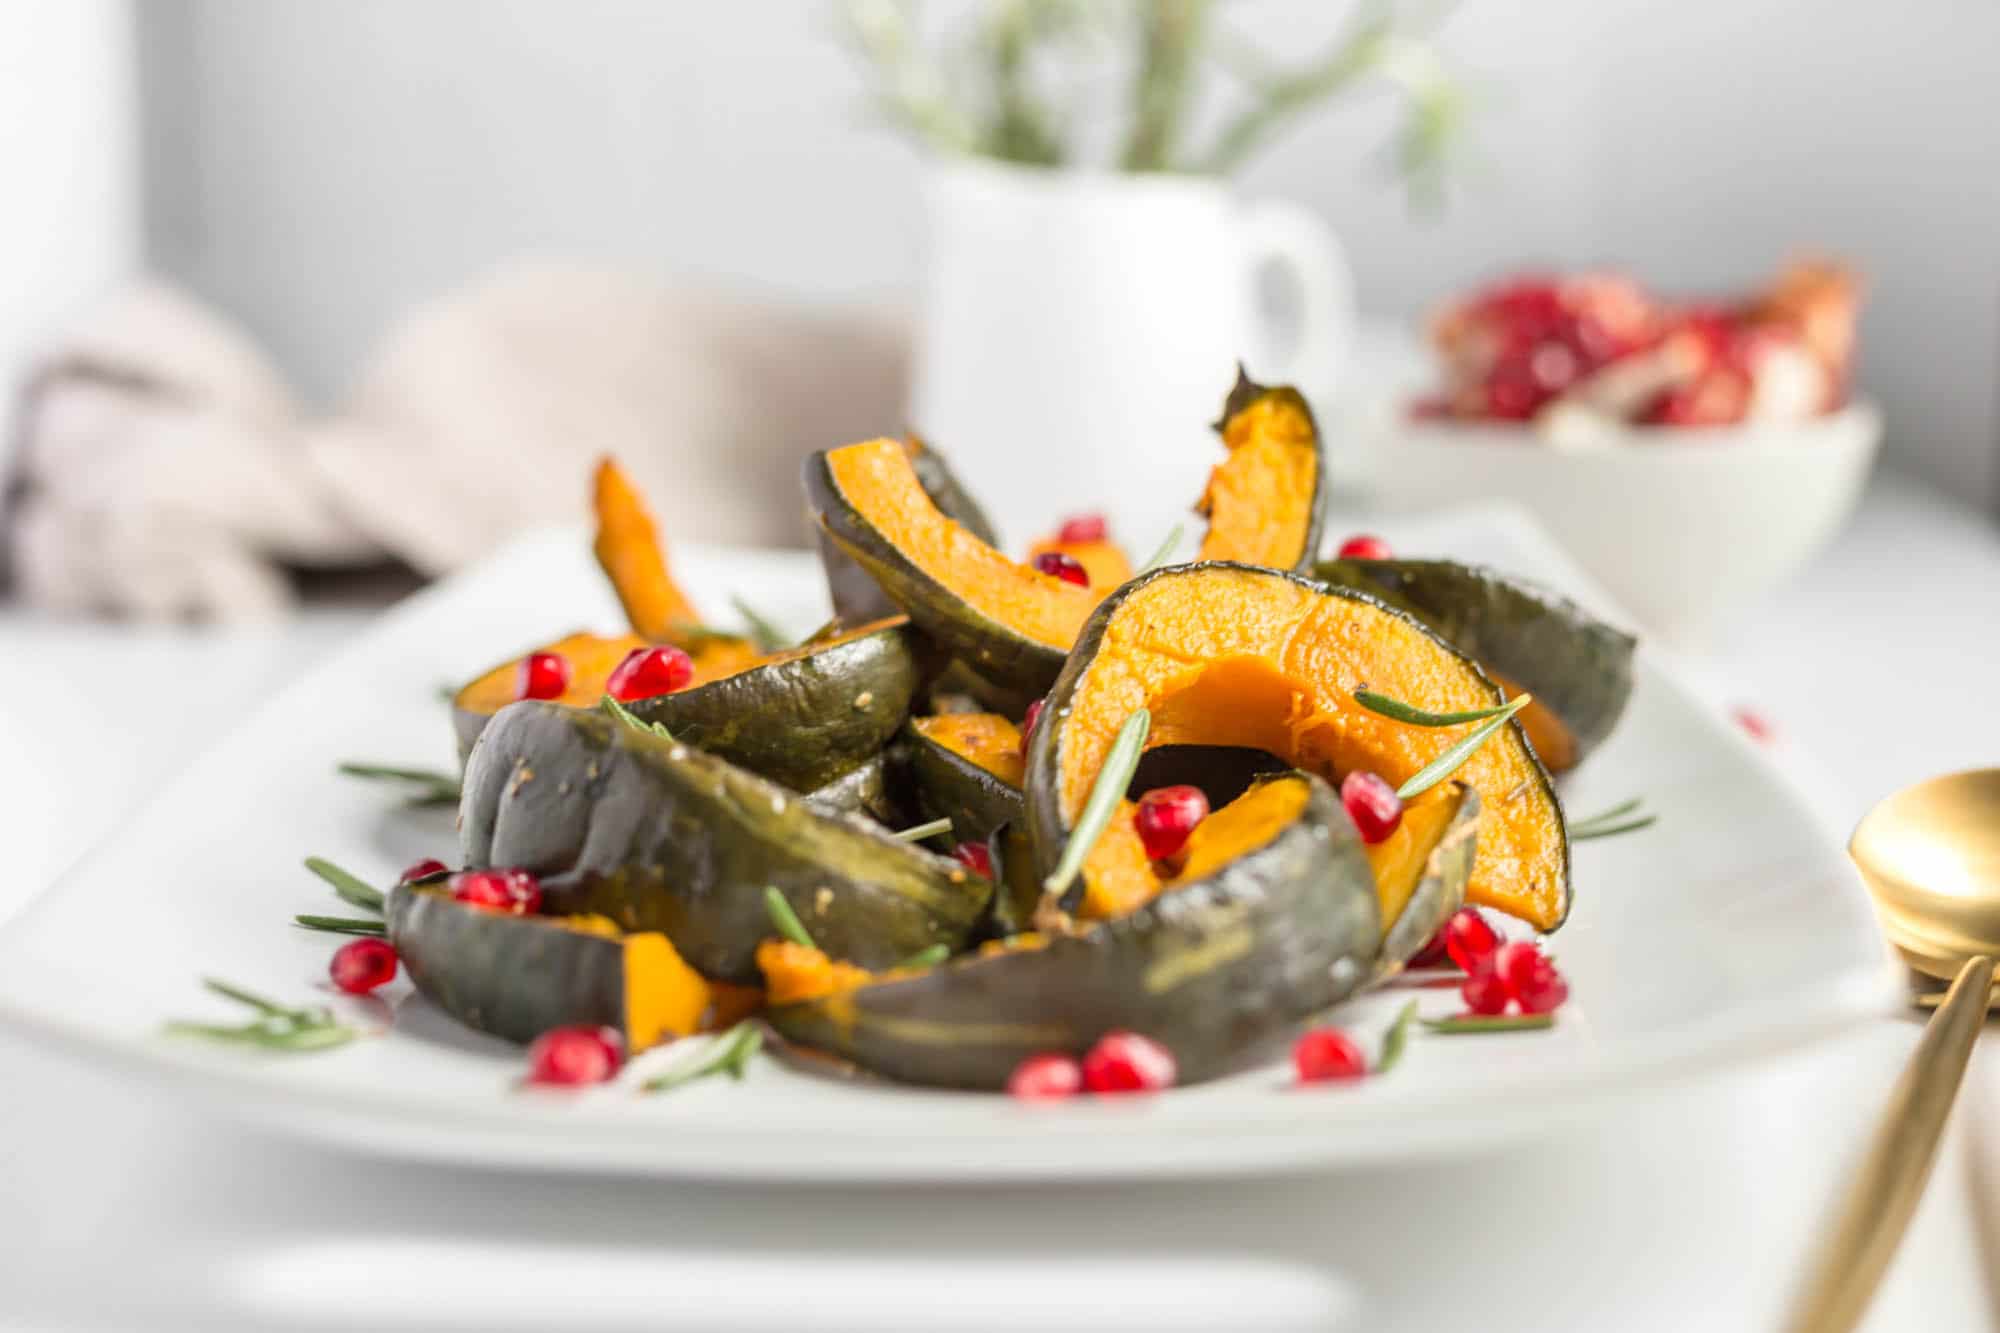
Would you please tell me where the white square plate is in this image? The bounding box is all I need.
[0,506,1899,1181]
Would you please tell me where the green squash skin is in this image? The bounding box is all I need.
[621,620,918,792]
[977,821,1041,941]
[800,751,909,828]
[769,774,1382,1088]
[803,451,1072,697]
[817,442,1000,623]
[1312,558,1636,767]
[1376,782,1479,977]
[388,884,630,1047]
[460,702,992,984]
[1210,368,1327,574]
[1024,561,1571,929]
[901,721,1024,844]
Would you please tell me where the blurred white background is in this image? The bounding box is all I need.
[132,0,2000,505]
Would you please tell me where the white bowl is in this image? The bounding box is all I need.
[1339,403,1882,646]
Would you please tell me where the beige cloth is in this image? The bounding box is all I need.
[4,261,909,619]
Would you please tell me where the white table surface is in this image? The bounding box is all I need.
[2,473,1996,1332]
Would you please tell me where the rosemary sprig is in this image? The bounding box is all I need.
[294,914,388,937]
[1375,999,1419,1074]
[1570,796,1642,826]
[890,816,954,843]
[893,943,951,971]
[164,977,362,1053]
[337,761,461,807]
[641,1020,764,1093]
[1041,708,1152,901]
[1354,690,1522,728]
[304,856,386,913]
[764,886,817,950]
[1395,695,1531,800]
[1572,815,1658,842]
[1421,1013,1556,1035]
[1137,522,1187,574]
[1568,797,1657,842]
[600,694,674,742]
[730,596,790,653]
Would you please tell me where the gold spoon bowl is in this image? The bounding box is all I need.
[1850,767,2000,983]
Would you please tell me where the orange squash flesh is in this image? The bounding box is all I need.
[1056,565,1565,930]
[1363,784,1466,932]
[1195,393,1319,569]
[1492,670,1578,773]
[909,712,1025,788]
[825,439,1096,650]
[1027,536,1133,596]
[591,455,703,643]
[546,912,716,1051]
[453,631,765,722]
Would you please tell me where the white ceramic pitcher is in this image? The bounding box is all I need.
[909,157,1352,548]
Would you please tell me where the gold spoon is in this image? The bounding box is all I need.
[1783,768,2000,1333]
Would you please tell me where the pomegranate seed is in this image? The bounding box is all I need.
[450,868,542,915]
[1462,961,1513,1015]
[1020,699,1045,756]
[1056,513,1108,544]
[329,936,398,994]
[952,841,994,878]
[1081,1031,1177,1094]
[1340,771,1402,844]
[526,1025,624,1086]
[399,857,449,884]
[1292,1027,1368,1082]
[1133,785,1209,861]
[514,651,572,701]
[1032,551,1089,587]
[1733,707,1776,744]
[1007,1052,1083,1099]
[606,645,694,702]
[1496,941,1569,1014]
[1335,534,1393,561]
[1441,908,1501,973]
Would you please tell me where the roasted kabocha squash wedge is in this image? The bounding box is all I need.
[1312,557,1636,772]
[817,435,1002,624]
[902,712,1025,842]
[449,630,762,764]
[387,883,730,1052]
[592,456,739,647]
[805,437,1098,695]
[1193,368,1325,572]
[765,772,1382,1088]
[620,616,919,792]
[460,701,991,984]
[1025,562,1570,931]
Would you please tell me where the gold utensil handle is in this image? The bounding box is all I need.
[1783,953,1995,1333]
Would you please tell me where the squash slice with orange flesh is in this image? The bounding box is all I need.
[1193,368,1326,572]
[591,455,706,643]
[387,883,749,1053]
[1313,556,1637,773]
[765,772,1382,1089]
[902,712,1025,842]
[805,438,1098,695]
[818,435,1002,623]
[1025,562,1570,932]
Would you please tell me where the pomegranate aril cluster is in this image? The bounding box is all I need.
[1007,1031,1176,1100]
[1340,770,1402,844]
[1055,513,1107,544]
[515,651,572,701]
[329,937,399,994]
